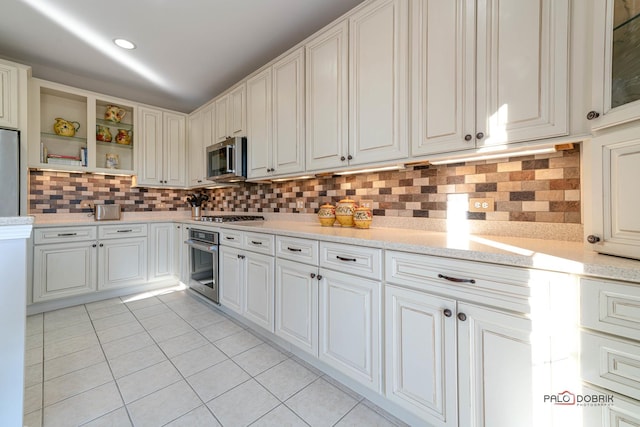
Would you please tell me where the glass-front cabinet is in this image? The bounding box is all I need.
[28,78,135,174]
[591,0,640,130]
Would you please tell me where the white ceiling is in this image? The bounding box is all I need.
[0,0,364,113]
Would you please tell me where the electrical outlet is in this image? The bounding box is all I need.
[469,197,494,212]
[80,200,94,209]
[296,200,304,209]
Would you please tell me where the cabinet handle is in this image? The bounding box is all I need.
[99,243,104,247]
[464,134,472,141]
[587,235,601,244]
[116,229,133,233]
[225,236,235,240]
[251,240,263,245]
[197,180,202,183]
[443,309,452,317]
[457,313,467,321]
[316,275,323,280]
[237,254,245,259]
[438,273,476,284]
[347,154,353,160]
[340,156,346,161]
[92,243,97,248]
[287,247,302,252]
[57,232,77,237]
[336,255,357,262]
[310,273,316,279]
[586,111,600,120]
[177,226,181,229]
[476,132,484,140]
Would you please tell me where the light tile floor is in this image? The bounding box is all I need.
[24,288,407,427]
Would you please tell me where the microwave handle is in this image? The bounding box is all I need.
[226,145,235,173]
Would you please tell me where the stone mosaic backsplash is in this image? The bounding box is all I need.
[29,146,581,223]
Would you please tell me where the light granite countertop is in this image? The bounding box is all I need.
[0,216,34,226]
[31,214,640,283]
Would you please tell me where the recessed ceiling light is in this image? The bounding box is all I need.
[113,38,136,50]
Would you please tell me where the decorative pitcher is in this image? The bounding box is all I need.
[335,198,357,227]
[115,129,131,145]
[96,125,112,142]
[105,105,126,122]
[53,118,80,137]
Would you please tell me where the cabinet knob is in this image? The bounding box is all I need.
[476,132,484,140]
[99,243,104,247]
[587,235,601,244]
[586,111,600,120]
[92,243,97,248]
[237,254,245,259]
[443,309,452,317]
[310,273,316,279]
[457,313,467,321]
[464,134,472,141]
[347,154,353,160]
[317,275,323,280]
[340,156,346,161]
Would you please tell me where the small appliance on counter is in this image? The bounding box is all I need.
[94,204,121,221]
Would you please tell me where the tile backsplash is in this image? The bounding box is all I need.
[29,146,580,224]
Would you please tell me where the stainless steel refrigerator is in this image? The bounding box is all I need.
[0,129,19,217]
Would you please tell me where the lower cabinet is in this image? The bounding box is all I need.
[148,223,174,282]
[97,237,147,290]
[581,385,640,427]
[319,268,381,392]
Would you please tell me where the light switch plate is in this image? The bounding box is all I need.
[469,197,495,212]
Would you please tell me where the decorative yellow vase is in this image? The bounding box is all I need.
[335,198,357,227]
[317,203,336,226]
[353,207,373,229]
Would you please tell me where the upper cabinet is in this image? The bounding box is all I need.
[590,0,640,130]
[188,102,214,187]
[0,61,18,129]
[214,83,246,143]
[247,48,305,179]
[136,107,186,187]
[28,79,137,174]
[412,0,570,157]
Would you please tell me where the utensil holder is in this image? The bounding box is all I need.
[192,206,201,219]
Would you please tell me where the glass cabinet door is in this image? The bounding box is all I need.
[611,0,640,109]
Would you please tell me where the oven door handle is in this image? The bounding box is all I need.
[185,239,218,253]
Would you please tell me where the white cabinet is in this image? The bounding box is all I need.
[590,0,640,130]
[137,107,186,187]
[215,95,229,143]
[348,0,409,165]
[0,61,18,129]
[247,48,305,179]
[385,285,457,426]
[148,223,174,281]
[584,124,640,259]
[411,0,569,156]
[214,84,246,143]
[97,237,147,290]
[305,20,349,171]
[187,104,213,187]
[581,385,640,427]
[219,232,275,332]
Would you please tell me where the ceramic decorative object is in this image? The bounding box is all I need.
[105,105,126,122]
[53,118,80,137]
[115,129,131,145]
[335,198,357,227]
[96,125,112,142]
[105,153,119,169]
[353,207,373,229]
[317,203,336,226]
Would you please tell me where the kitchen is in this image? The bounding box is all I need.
[1,0,640,426]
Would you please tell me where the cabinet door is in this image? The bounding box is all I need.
[243,252,275,332]
[319,269,381,392]
[33,242,97,302]
[163,112,187,187]
[475,0,569,146]
[180,225,191,285]
[385,285,457,427]
[215,95,229,142]
[229,84,246,137]
[149,223,174,281]
[275,259,318,356]
[305,20,349,171]
[0,63,18,129]
[349,0,409,165]
[272,48,305,176]
[581,386,640,427]
[173,224,182,283]
[457,302,551,427]
[219,245,243,314]
[247,68,272,178]
[137,106,164,186]
[586,126,640,259]
[187,110,205,186]
[411,0,471,156]
[98,237,147,290]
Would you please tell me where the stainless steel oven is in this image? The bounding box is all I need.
[185,228,219,303]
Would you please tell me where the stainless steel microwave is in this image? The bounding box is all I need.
[206,137,247,182]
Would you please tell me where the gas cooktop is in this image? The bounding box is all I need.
[197,215,265,223]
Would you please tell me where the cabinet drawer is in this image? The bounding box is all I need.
[34,226,97,244]
[244,232,275,255]
[98,223,148,239]
[319,242,381,280]
[276,236,318,265]
[581,278,640,341]
[582,330,640,401]
[220,229,243,248]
